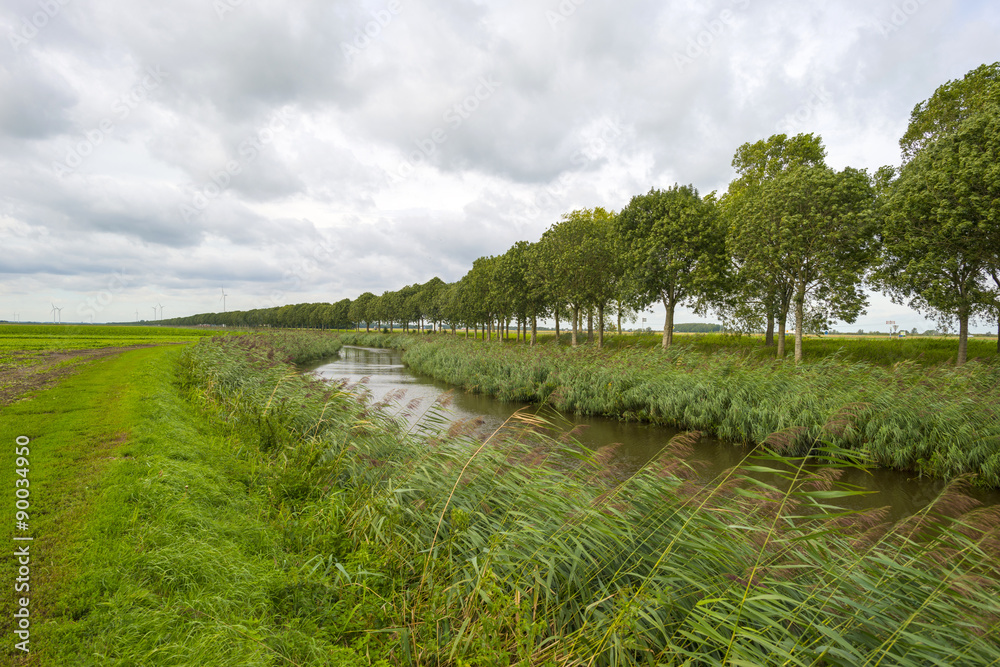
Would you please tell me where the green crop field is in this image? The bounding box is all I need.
[0,324,222,351]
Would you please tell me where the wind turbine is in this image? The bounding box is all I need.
[135,310,139,322]
[220,285,228,313]
[55,307,62,324]
[152,306,157,321]
[158,303,164,321]
[50,303,62,324]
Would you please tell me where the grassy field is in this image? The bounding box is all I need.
[178,332,1000,663]
[3,327,999,664]
[0,324,220,360]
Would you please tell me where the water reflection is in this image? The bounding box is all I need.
[304,345,999,519]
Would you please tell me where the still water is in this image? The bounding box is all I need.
[304,345,1000,520]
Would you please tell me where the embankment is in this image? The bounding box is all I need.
[337,331,1000,487]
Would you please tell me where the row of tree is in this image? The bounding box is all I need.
[163,63,1000,365]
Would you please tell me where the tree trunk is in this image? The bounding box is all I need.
[571,305,579,347]
[587,309,593,344]
[776,313,787,358]
[794,288,805,363]
[996,314,999,354]
[958,310,969,366]
[598,303,605,349]
[555,306,560,343]
[662,297,674,349]
[531,314,537,346]
[765,311,774,346]
[617,301,622,338]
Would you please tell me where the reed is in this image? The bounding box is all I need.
[335,332,1000,488]
[172,330,1000,664]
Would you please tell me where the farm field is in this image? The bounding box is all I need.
[0,325,232,408]
[1,328,999,664]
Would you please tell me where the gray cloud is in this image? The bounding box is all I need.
[0,0,997,329]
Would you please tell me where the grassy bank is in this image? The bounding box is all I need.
[337,332,1000,487]
[5,329,999,664]
[182,331,1000,664]
[366,329,999,366]
[1,332,353,665]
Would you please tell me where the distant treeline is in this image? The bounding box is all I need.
[161,300,353,330]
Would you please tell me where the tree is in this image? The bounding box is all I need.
[350,292,376,331]
[722,133,826,350]
[532,209,618,347]
[420,277,446,331]
[874,66,1000,365]
[615,185,726,348]
[900,62,1000,160]
[743,164,876,362]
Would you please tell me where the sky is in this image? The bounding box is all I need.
[1,0,998,332]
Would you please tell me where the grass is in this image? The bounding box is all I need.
[4,328,999,664]
[177,330,1000,664]
[430,328,999,366]
[0,324,226,365]
[337,332,1000,487]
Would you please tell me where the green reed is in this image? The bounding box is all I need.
[172,330,1000,665]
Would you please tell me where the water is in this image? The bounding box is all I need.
[304,345,1000,519]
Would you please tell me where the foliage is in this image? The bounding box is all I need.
[742,164,877,362]
[722,133,827,354]
[616,185,726,348]
[874,73,1000,365]
[188,331,1000,664]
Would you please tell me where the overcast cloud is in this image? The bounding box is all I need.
[1,0,998,331]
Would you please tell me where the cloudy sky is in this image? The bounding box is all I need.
[1,0,997,331]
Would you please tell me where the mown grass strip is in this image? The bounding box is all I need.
[1,341,366,666]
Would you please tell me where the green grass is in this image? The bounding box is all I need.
[1,332,357,665]
[433,328,1000,366]
[4,329,998,664]
[180,330,1000,665]
[0,324,227,366]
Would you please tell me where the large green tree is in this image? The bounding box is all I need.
[743,164,876,362]
[875,64,1000,365]
[722,133,826,351]
[615,185,726,348]
[534,209,618,347]
[349,292,376,331]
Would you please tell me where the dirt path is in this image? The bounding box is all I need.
[0,346,159,407]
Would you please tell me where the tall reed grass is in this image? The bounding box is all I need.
[336,332,1000,488]
[177,330,1000,665]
